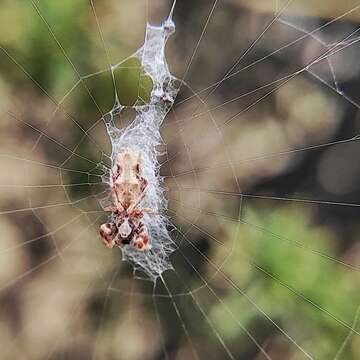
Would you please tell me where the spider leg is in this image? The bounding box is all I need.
[126,175,149,214]
[99,222,117,248]
[132,226,151,251]
[104,205,116,212]
[127,190,146,214]
[110,187,124,212]
[142,207,157,215]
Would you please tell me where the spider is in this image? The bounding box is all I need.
[99,149,154,251]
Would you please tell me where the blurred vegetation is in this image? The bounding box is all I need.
[211,206,359,359]
[114,57,153,106]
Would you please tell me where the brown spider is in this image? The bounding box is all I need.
[99,149,154,251]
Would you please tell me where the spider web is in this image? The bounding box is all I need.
[0,0,360,359]
[98,15,178,280]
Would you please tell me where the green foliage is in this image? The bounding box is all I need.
[0,0,91,96]
[210,206,360,359]
[114,57,153,106]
